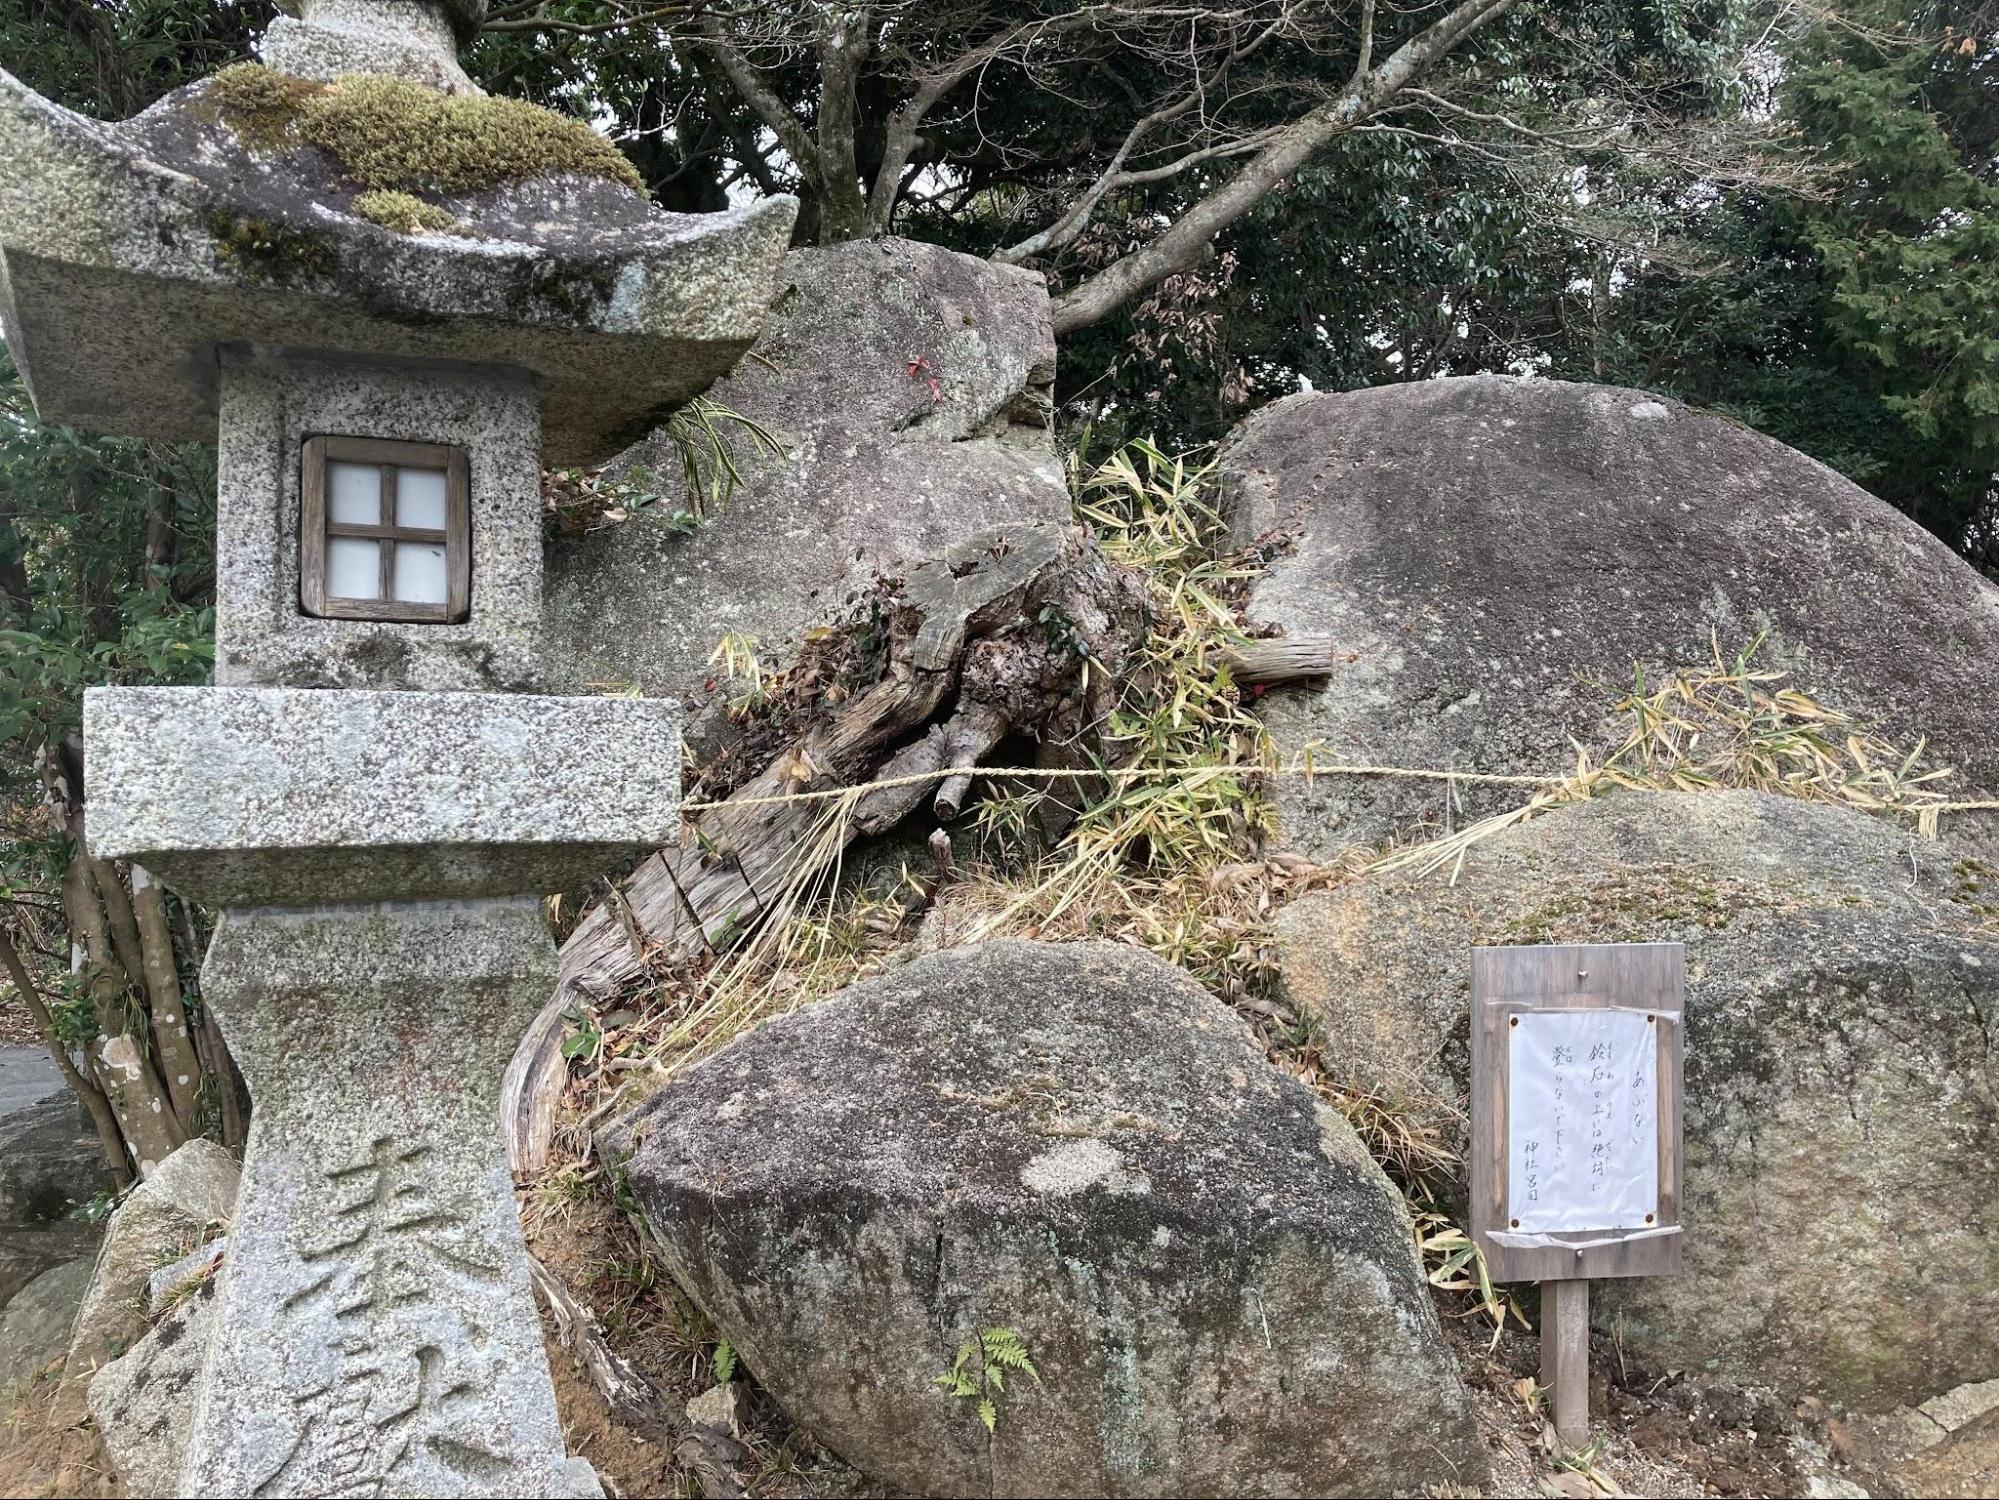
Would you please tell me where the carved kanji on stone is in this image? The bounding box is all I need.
[252,1141,516,1497]
[294,1140,505,1309]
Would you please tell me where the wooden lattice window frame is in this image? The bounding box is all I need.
[299,436,471,623]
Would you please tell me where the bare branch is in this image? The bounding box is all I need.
[486,3,737,37]
[1398,87,1609,147]
[1048,0,1520,335]
[695,16,822,182]
[867,10,1104,235]
[995,4,1302,265]
[0,923,131,1188]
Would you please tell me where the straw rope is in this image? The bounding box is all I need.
[676,758,1999,822]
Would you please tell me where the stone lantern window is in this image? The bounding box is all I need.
[299,435,471,622]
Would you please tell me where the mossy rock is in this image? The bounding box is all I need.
[350,189,460,236]
[1953,857,1998,921]
[202,62,644,199]
[0,52,797,465]
[205,209,337,282]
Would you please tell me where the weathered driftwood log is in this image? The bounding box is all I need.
[502,525,1341,1173]
[504,521,1150,1170]
[1221,634,1340,684]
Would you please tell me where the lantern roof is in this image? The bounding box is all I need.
[0,15,795,464]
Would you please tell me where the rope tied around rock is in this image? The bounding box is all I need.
[676,757,1999,823]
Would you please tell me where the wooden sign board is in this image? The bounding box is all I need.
[1470,942,1685,1284]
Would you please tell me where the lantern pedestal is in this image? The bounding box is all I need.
[186,899,592,1498]
[82,684,682,1495]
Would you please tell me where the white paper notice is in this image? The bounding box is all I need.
[1507,1010,1658,1233]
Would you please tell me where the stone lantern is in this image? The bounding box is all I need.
[0,3,794,1494]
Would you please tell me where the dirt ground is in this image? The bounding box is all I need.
[0,1369,115,1500]
[529,1186,877,1500]
[1448,1312,1813,1500]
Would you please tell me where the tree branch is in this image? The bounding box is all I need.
[529,1254,746,1497]
[866,10,1103,236]
[815,10,870,240]
[0,924,131,1189]
[486,3,728,36]
[1048,0,1519,336]
[129,864,204,1135]
[998,124,1284,264]
[867,74,950,234]
[696,17,822,183]
[995,7,1298,266]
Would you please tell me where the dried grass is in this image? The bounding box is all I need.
[946,438,1285,957]
[1369,632,1961,884]
[543,397,783,536]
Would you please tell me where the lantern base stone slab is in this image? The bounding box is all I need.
[83,684,682,905]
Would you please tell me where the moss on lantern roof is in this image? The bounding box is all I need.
[351,188,461,235]
[202,62,646,198]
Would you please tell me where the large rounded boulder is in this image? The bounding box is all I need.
[546,238,1071,701]
[0,1083,109,1231]
[1276,789,1999,1409]
[612,939,1486,1498]
[1219,376,1999,853]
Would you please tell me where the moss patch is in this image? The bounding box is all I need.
[1954,858,1997,922]
[352,188,461,235]
[1480,869,1782,947]
[206,209,335,283]
[201,61,317,152]
[202,62,645,197]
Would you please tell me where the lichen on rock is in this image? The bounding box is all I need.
[0,57,795,463]
[201,61,645,197]
[1217,375,1999,854]
[543,237,1070,700]
[610,938,1488,1497]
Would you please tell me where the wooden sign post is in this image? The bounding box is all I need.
[1470,942,1685,1449]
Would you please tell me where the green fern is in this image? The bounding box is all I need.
[980,1327,1040,1385]
[935,1326,1040,1434]
[714,1336,738,1385]
[934,1338,980,1397]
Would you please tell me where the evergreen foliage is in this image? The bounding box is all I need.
[0,343,230,1176]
